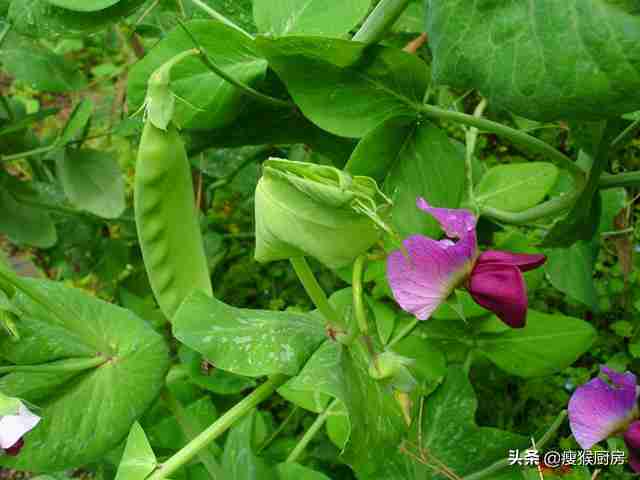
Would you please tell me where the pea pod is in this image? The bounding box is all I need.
[135,121,212,319]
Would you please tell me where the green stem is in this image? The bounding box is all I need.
[162,389,223,479]
[1,144,56,163]
[419,104,585,184]
[187,0,253,38]
[612,117,640,148]
[177,21,291,109]
[465,99,487,213]
[352,0,412,45]
[147,374,287,480]
[258,406,299,453]
[387,318,418,348]
[286,399,339,464]
[290,257,342,327]
[352,255,369,335]
[462,410,567,480]
[0,356,105,374]
[479,187,581,224]
[599,171,640,189]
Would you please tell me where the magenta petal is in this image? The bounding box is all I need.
[568,367,638,450]
[468,262,527,328]
[477,250,546,272]
[416,197,476,239]
[387,235,475,321]
[626,422,640,472]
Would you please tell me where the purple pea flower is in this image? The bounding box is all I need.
[568,366,640,471]
[386,197,546,328]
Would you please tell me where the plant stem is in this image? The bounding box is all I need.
[479,188,581,225]
[599,171,640,189]
[187,0,253,38]
[419,104,585,184]
[176,21,291,109]
[352,0,412,45]
[286,399,339,463]
[290,257,342,327]
[465,98,487,212]
[258,406,300,453]
[147,374,287,480]
[462,410,567,480]
[0,356,105,374]
[162,389,223,479]
[0,144,56,163]
[0,96,14,122]
[387,318,419,348]
[612,117,640,148]
[352,255,369,335]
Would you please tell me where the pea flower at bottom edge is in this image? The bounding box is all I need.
[0,401,40,456]
[568,366,640,471]
[386,197,546,328]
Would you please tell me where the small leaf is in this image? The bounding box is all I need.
[545,240,598,310]
[475,162,558,212]
[477,310,596,377]
[57,149,125,218]
[58,100,93,145]
[253,0,369,37]
[114,423,156,480]
[222,412,273,479]
[173,292,326,377]
[44,0,121,12]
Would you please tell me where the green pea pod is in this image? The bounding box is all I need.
[135,121,212,320]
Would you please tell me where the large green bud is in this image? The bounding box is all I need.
[255,159,390,269]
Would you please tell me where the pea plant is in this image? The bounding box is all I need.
[1,0,640,479]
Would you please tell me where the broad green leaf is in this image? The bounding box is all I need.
[222,411,273,479]
[44,0,121,11]
[0,174,57,248]
[187,0,256,33]
[393,0,424,33]
[384,121,465,238]
[2,37,86,92]
[114,423,156,480]
[476,162,559,212]
[392,335,446,394]
[58,100,93,145]
[179,346,256,395]
[173,291,326,377]
[377,367,528,479]
[427,1,640,120]
[256,36,428,137]
[276,463,331,479]
[128,20,267,130]
[477,310,596,377]
[253,0,369,37]
[8,0,147,37]
[57,149,125,219]
[0,278,169,472]
[545,240,599,310]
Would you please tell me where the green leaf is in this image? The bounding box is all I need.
[392,0,424,33]
[8,0,147,37]
[114,423,156,480]
[58,100,93,145]
[256,36,428,137]
[57,149,126,219]
[276,463,331,480]
[0,279,169,472]
[186,0,256,33]
[44,0,121,11]
[0,174,57,248]
[392,335,446,394]
[222,411,273,479]
[367,297,396,346]
[377,367,528,479]
[545,240,599,310]
[179,346,256,395]
[128,20,267,130]
[384,121,466,238]
[477,310,596,377]
[253,0,369,37]
[2,37,86,92]
[476,162,559,212]
[427,1,640,121]
[173,291,326,377]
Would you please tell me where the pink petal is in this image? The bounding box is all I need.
[568,366,638,450]
[626,421,640,472]
[416,197,476,239]
[0,404,40,450]
[468,262,528,328]
[387,235,475,321]
[477,250,546,272]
